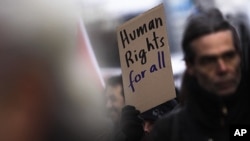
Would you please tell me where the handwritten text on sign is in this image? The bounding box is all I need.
[117,4,176,112]
[119,17,166,92]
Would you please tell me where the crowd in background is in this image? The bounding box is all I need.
[0,0,249,141]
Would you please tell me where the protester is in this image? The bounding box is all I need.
[150,8,250,141]
[0,1,112,141]
[104,75,125,126]
[112,100,178,141]
[104,75,143,141]
[140,98,178,134]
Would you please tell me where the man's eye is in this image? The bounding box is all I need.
[222,51,237,61]
[199,57,217,65]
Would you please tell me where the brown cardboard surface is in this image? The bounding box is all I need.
[117,4,176,112]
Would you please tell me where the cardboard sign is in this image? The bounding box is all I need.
[117,4,176,112]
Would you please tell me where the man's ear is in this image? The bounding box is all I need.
[185,61,194,76]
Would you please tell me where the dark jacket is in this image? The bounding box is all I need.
[151,73,250,141]
[111,100,178,141]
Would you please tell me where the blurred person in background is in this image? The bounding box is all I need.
[104,75,125,127]
[104,74,178,141]
[140,99,178,135]
[112,100,178,141]
[0,0,112,141]
[150,8,250,141]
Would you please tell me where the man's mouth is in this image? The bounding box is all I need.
[215,80,234,89]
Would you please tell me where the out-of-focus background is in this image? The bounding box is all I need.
[79,0,250,89]
[0,1,249,141]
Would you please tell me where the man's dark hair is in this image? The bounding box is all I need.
[182,8,241,64]
[106,74,124,98]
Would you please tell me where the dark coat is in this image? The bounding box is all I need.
[150,73,250,141]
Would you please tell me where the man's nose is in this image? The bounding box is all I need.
[217,58,228,73]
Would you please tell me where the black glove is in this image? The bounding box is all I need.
[120,105,144,141]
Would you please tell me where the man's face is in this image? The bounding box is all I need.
[187,30,241,96]
[105,84,125,123]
